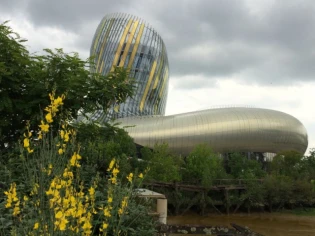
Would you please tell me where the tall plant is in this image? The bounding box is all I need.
[0,92,156,235]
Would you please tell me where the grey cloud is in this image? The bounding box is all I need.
[170,76,219,90]
[164,1,315,85]
[24,0,133,32]
[1,0,315,85]
[1,0,29,12]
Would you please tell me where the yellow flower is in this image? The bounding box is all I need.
[82,220,92,234]
[39,120,49,132]
[5,201,11,208]
[34,222,39,230]
[55,216,68,231]
[53,96,64,107]
[122,197,128,208]
[127,173,133,183]
[70,152,82,167]
[55,211,63,219]
[49,92,54,101]
[103,207,111,217]
[51,105,59,114]
[23,138,30,148]
[23,195,29,201]
[30,183,40,197]
[45,112,53,123]
[110,177,117,184]
[4,183,19,209]
[63,170,73,179]
[64,132,69,142]
[108,197,113,203]
[58,148,64,155]
[88,186,95,196]
[107,159,115,171]
[38,131,43,140]
[112,167,119,176]
[118,197,128,216]
[47,164,53,176]
[13,201,20,216]
[102,223,108,229]
[60,130,65,139]
[27,147,34,153]
[118,208,123,215]
[138,173,144,179]
[23,129,32,138]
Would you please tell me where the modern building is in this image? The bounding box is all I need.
[90,13,169,122]
[90,13,308,156]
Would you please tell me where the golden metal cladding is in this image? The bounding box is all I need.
[116,107,308,156]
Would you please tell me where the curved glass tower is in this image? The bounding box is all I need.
[90,13,169,121]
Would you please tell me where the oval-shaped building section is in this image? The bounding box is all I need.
[90,13,169,121]
[117,107,308,156]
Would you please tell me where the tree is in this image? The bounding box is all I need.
[271,150,303,179]
[264,175,293,212]
[75,123,136,178]
[300,149,315,180]
[228,152,265,179]
[233,181,266,214]
[142,143,183,182]
[0,22,134,153]
[184,144,227,186]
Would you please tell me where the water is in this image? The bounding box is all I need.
[167,212,315,236]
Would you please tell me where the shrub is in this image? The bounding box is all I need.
[0,92,156,235]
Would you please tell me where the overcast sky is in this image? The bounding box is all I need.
[1,0,315,153]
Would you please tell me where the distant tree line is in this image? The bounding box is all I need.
[136,143,315,215]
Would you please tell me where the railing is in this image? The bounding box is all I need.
[213,179,264,186]
[144,179,264,192]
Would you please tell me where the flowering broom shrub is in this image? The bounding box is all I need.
[0,92,156,235]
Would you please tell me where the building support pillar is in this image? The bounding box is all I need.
[157,198,167,224]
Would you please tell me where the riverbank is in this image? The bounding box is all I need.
[168,212,315,236]
[279,207,315,216]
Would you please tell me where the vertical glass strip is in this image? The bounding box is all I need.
[96,19,114,72]
[159,67,169,97]
[127,23,145,68]
[140,60,157,111]
[110,19,133,72]
[119,20,139,67]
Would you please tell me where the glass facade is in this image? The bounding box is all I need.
[90,13,169,121]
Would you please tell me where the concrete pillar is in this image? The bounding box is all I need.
[157,198,167,224]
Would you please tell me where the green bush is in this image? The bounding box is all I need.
[0,92,156,236]
[184,144,227,186]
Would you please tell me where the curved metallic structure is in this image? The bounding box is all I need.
[91,13,308,155]
[117,108,308,156]
[90,13,169,121]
